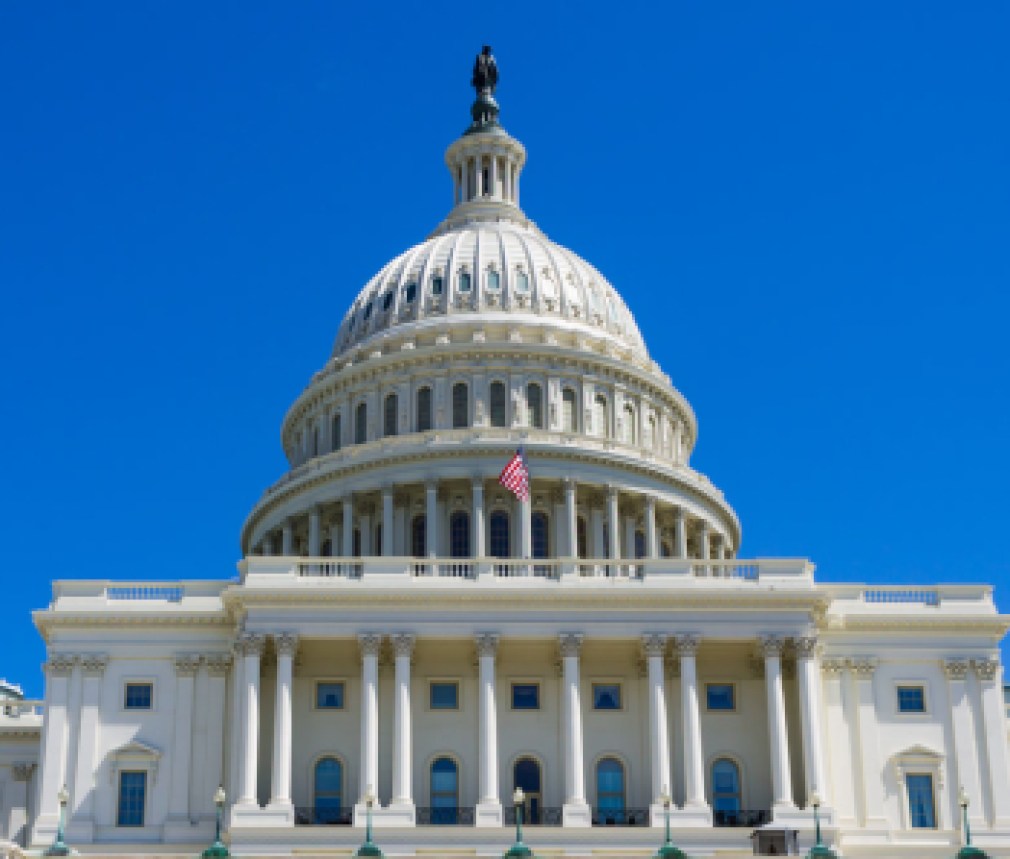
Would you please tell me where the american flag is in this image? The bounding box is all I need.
[499,447,530,501]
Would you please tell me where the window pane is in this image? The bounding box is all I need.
[593,684,621,710]
[487,270,500,291]
[531,512,549,559]
[907,774,936,828]
[516,271,529,292]
[459,271,471,293]
[562,388,577,432]
[411,516,426,557]
[490,382,508,427]
[331,414,342,451]
[384,394,398,436]
[117,771,146,827]
[489,511,510,558]
[526,383,543,428]
[317,682,344,709]
[404,282,417,303]
[452,383,468,428]
[124,683,152,710]
[355,403,367,444]
[707,684,735,711]
[450,512,470,558]
[512,684,540,710]
[897,686,926,713]
[417,387,433,432]
[430,682,458,709]
[431,276,443,296]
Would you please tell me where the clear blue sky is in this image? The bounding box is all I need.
[2,3,1008,697]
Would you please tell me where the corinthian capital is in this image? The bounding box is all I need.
[45,654,76,676]
[274,633,300,658]
[759,636,786,657]
[851,658,878,677]
[173,655,201,676]
[558,633,583,658]
[475,633,500,658]
[204,654,233,676]
[358,633,383,658]
[972,658,999,682]
[675,634,701,657]
[794,636,819,659]
[641,634,668,659]
[237,633,266,657]
[942,659,970,681]
[80,654,109,676]
[392,634,416,658]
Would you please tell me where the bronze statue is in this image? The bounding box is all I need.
[471,45,498,94]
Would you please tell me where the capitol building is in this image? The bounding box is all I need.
[2,49,1010,858]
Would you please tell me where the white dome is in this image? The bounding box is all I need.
[330,219,648,361]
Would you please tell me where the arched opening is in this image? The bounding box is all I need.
[430,757,459,824]
[577,516,588,559]
[712,758,742,825]
[562,388,577,432]
[452,382,469,428]
[450,511,470,558]
[634,530,646,559]
[313,757,344,824]
[417,387,433,432]
[526,382,543,429]
[355,403,367,445]
[490,381,508,428]
[489,511,511,558]
[384,393,398,437]
[596,757,625,823]
[531,511,550,559]
[331,413,342,452]
[513,757,542,825]
[411,515,426,557]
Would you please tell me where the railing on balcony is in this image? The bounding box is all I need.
[693,561,760,580]
[714,809,770,827]
[107,585,184,602]
[591,807,649,826]
[296,560,363,579]
[862,587,939,607]
[415,806,475,825]
[491,559,560,579]
[578,561,643,579]
[294,806,353,825]
[0,700,43,719]
[503,806,563,826]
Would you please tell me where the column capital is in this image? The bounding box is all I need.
[673,506,686,522]
[274,633,299,658]
[641,633,668,659]
[972,658,999,682]
[759,635,786,657]
[237,633,266,657]
[80,654,109,676]
[472,476,486,491]
[358,633,383,658]
[821,657,848,675]
[644,494,656,511]
[45,654,77,676]
[12,762,35,782]
[851,657,878,677]
[794,636,819,659]
[174,654,202,676]
[558,633,583,658]
[475,633,500,658]
[675,634,701,657]
[392,633,416,658]
[562,477,576,491]
[204,654,233,676]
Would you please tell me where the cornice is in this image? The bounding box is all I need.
[33,611,232,640]
[824,616,1010,636]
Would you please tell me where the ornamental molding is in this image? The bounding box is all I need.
[107,739,162,785]
[475,632,500,658]
[204,654,233,676]
[45,654,77,676]
[640,633,668,659]
[80,654,109,676]
[851,658,879,677]
[558,633,583,657]
[972,658,999,681]
[821,658,849,675]
[942,659,970,681]
[358,633,383,657]
[274,632,300,658]
[12,762,36,781]
[173,654,202,676]
[675,634,701,657]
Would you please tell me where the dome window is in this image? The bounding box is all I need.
[363,301,373,320]
[515,270,529,292]
[486,270,501,291]
[382,291,394,311]
[404,282,417,303]
[489,381,508,428]
[431,275,444,296]
[458,271,472,293]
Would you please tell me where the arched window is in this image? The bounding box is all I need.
[452,383,469,428]
[384,393,398,437]
[712,759,742,822]
[634,530,646,559]
[352,528,361,558]
[312,426,320,456]
[593,394,609,438]
[375,524,383,557]
[430,757,459,824]
[355,402,367,444]
[623,403,636,445]
[450,511,470,558]
[531,511,550,559]
[314,757,343,823]
[411,515,426,557]
[562,388,577,432]
[331,413,342,452]
[526,382,543,429]
[416,387,433,432]
[596,758,625,820]
[646,415,656,450]
[489,511,510,558]
[577,516,588,558]
[490,381,508,428]
[513,758,542,825]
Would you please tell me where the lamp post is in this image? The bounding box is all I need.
[202,785,229,857]
[355,787,383,858]
[44,784,71,856]
[805,792,837,859]
[654,789,687,859]
[504,786,533,858]
[956,787,988,859]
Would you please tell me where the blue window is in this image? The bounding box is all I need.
[897,686,926,713]
[489,511,510,558]
[382,291,393,311]
[712,759,741,817]
[707,684,736,711]
[363,301,373,320]
[431,275,444,295]
[487,270,500,291]
[431,757,459,824]
[906,774,936,828]
[593,683,621,710]
[531,511,549,559]
[512,683,540,710]
[314,757,343,823]
[411,515,426,557]
[117,771,146,827]
[124,683,152,710]
[450,511,470,558]
[404,282,417,303]
[430,682,458,710]
[458,271,471,293]
[316,682,344,709]
[515,271,529,292]
[596,758,624,818]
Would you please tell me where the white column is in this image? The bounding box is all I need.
[973,658,1010,826]
[697,520,709,564]
[489,151,498,199]
[472,479,485,558]
[281,520,293,556]
[202,655,231,821]
[563,479,577,557]
[475,633,502,825]
[269,633,298,818]
[821,660,857,824]
[168,655,199,822]
[425,482,438,558]
[358,634,381,805]
[228,642,244,800]
[643,636,671,811]
[382,487,394,556]
[944,660,984,827]
[560,633,591,826]
[644,496,657,559]
[673,420,684,464]
[676,635,709,813]
[519,495,532,558]
[391,635,415,810]
[761,636,795,812]
[308,508,321,556]
[237,633,264,806]
[851,658,887,827]
[795,637,828,806]
[33,655,75,844]
[342,497,354,557]
[674,508,687,560]
[70,655,107,836]
[606,486,620,560]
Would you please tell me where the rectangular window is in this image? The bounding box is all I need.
[706,683,736,711]
[511,683,540,710]
[897,685,926,713]
[906,774,936,828]
[117,771,146,827]
[430,681,459,710]
[592,683,621,710]
[124,683,153,710]
[316,682,345,709]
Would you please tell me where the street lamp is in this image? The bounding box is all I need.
[504,786,533,858]
[805,792,837,859]
[653,789,687,859]
[44,784,71,856]
[202,785,229,857]
[956,787,988,858]
[355,786,384,858]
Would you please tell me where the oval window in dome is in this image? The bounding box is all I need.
[404,282,417,303]
[487,270,500,291]
[431,275,444,296]
[382,291,394,311]
[363,301,373,320]
[458,271,472,293]
[515,270,529,292]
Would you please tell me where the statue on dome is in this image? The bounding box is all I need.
[471,45,498,95]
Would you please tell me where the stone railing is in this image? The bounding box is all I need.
[0,700,43,720]
[823,584,997,615]
[48,580,229,611]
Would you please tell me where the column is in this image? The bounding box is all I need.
[201,655,231,822]
[281,520,293,556]
[606,486,620,560]
[821,660,857,824]
[329,520,341,557]
[643,635,671,812]
[425,482,438,559]
[269,633,298,819]
[672,420,684,464]
[489,150,498,199]
[342,497,354,557]
[391,635,415,811]
[475,633,502,826]
[563,479,577,557]
[973,658,1010,826]
[519,495,532,559]
[237,633,265,806]
[168,655,200,823]
[63,658,83,816]
[944,660,984,828]
[381,488,394,556]
[358,634,381,805]
[676,635,709,814]
[697,520,709,566]
[472,479,485,558]
[33,655,75,844]
[644,496,657,559]
[674,508,687,560]
[308,508,321,556]
[795,637,828,806]
[70,655,107,837]
[851,658,887,827]
[560,633,590,826]
[228,641,244,800]
[761,636,795,812]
